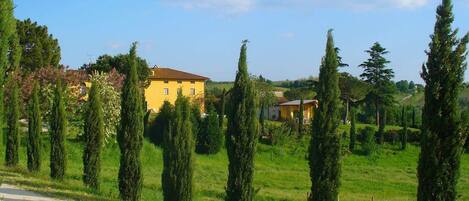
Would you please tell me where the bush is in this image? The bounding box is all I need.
[407,130,421,143]
[360,126,377,156]
[384,129,400,144]
[259,122,292,146]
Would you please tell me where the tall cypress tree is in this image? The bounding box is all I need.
[418,0,469,200]
[226,40,258,201]
[309,30,341,201]
[83,81,104,190]
[298,99,304,137]
[162,93,194,201]
[27,82,41,172]
[0,0,19,149]
[349,109,356,152]
[5,74,20,167]
[118,43,144,201]
[219,88,226,129]
[50,79,67,180]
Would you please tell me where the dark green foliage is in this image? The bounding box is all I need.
[361,126,377,156]
[5,75,20,167]
[50,79,67,180]
[226,40,258,201]
[360,42,395,127]
[412,106,416,128]
[118,43,144,201]
[309,30,341,201]
[377,109,386,144]
[284,88,316,100]
[418,0,469,200]
[349,109,357,152]
[27,82,41,172]
[16,19,60,73]
[148,102,173,146]
[83,82,104,190]
[196,105,222,154]
[191,104,202,141]
[401,120,408,150]
[81,53,150,86]
[162,93,194,201]
[339,72,370,123]
[298,99,304,137]
[219,89,226,129]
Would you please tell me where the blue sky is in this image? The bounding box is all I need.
[14,0,469,83]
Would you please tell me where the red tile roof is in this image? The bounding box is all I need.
[149,67,209,81]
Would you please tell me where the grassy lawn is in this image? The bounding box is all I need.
[0,128,468,201]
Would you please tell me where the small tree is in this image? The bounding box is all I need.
[27,82,41,172]
[148,101,173,146]
[219,88,226,129]
[191,103,202,142]
[162,93,194,201]
[118,43,144,201]
[298,99,304,137]
[349,109,357,152]
[5,75,20,167]
[83,81,104,190]
[50,79,67,180]
[361,126,377,156]
[196,105,222,154]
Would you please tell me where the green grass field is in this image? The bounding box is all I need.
[0,125,468,201]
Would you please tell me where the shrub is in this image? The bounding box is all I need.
[384,129,400,144]
[360,126,377,156]
[196,106,222,154]
[147,102,173,146]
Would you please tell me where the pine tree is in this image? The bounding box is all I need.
[118,43,144,201]
[50,79,67,180]
[196,105,222,154]
[219,88,226,129]
[5,74,20,167]
[360,42,395,128]
[418,0,469,200]
[298,99,304,137]
[349,109,356,152]
[27,82,41,172]
[83,81,104,190]
[226,40,258,201]
[309,30,341,201]
[162,93,194,201]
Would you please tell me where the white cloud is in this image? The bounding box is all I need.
[163,0,430,14]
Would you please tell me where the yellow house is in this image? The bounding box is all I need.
[279,100,318,124]
[145,67,209,113]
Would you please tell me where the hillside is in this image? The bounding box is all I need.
[0,124,468,201]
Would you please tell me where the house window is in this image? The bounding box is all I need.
[164,88,169,95]
[190,81,195,84]
[190,88,196,95]
[177,80,182,84]
[164,80,169,84]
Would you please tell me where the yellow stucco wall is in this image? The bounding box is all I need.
[144,79,205,113]
[279,104,315,122]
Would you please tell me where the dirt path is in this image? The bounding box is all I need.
[0,183,62,201]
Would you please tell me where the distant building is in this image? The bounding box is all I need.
[145,67,209,113]
[279,100,318,124]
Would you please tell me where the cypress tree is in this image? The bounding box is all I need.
[219,88,226,129]
[401,108,408,150]
[412,106,416,128]
[50,79,67,180]
[149,101,173,146]
[5,74,20,167]
[27,82,41,172]
[118,43,144,201]
[226,40,258,201]
[196,105,222,154]
[349,109,356,152]
[298,99,304,137]
[162,93,194,201]
[83,81,104,190]
[191,103,202,141]
[309,30,341,201]
[418,0,469,200]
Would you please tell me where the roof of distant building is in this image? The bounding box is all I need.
[279,100,318,106]
[149,66,209,81]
